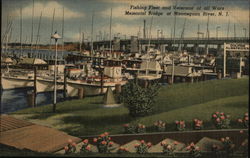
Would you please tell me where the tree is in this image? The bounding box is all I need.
[121,79,160,117]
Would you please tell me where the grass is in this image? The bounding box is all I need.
[10,78,249,136]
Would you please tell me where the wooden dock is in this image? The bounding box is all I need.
[0,115,81,153]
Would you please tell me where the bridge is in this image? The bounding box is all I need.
[90,37,249,53]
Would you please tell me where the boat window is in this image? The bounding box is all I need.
[149,71,156,74]
[139,70,146,74]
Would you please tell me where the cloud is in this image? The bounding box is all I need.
[12,1,84,19]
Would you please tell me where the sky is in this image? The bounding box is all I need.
[1,0,249,45]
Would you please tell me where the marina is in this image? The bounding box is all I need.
[1,0,249,157]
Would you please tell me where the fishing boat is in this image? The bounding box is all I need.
[66,58,127,97]
[1,58,47,90]
[137,60,162,80]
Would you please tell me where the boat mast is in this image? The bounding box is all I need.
[179,18,187,52]
[62,7,64,56]
[49,8,55,50]
[91,10,94,56]
[30,0,34,55]
[79,26,82,52]
[205,16,210,55]
[148,16,153,52]
[226,18,230,39]
[20,6,23,57]
[172,9,177,84]
[109,8,112,55]
[35,11,43,53]
[146,16,153,76]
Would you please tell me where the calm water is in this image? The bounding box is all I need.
[1,88,65,114]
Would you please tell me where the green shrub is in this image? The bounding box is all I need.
[121,80,160,117]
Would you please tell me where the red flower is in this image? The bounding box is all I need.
[245,117,248,121]
[101,141,107,145]
[186,145,191,150]
[147,142,152,147]
[180,121,185,125]
[134,143,140,148]
[140,140,145,144]
[215,112,219,115]
[175,121,179,124]
[100,134,105,137]
[108,141,114,146]
[213,114,217,118]
[221,138,225,142]
[108,137,111,140]
[196,123,201,127]
[64,146,69,151]
[119,146,124,150]
[161,141,166,146]
[167,145,172,149]
[86,145,91,151]
[72,142,77,147]
[220,112,224,115]
[238,119,243,123]
[68,139,73,144]
[216,118,220,122]
[104,132,109,136]
[93,138,98,143]
[123,124,129,127]
[83,139,88,144]
[220,116,225,120]
[190,142,195,147]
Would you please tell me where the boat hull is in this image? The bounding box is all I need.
[1,77,34,90]
[36,79,64,93]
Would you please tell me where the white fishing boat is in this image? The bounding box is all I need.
[1,75,34,90]
[66,59,127,97]
[36,77,64,93]
[137,60,162,80]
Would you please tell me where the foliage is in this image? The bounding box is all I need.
[211,112,231,129]
[186,142,202,158]
[80,139,91,153]
[220,137,235,154]
[117,146,129,154]
[134,140,152,154]
[154,120,166,132]
[175,120,185,131]
[237,112,248,128]
[161,140,179,156]
[193,119,203,130]
[64,139,76,155]
[93,132,114,153]
[123,123,146,134]
[120,80,160,117]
